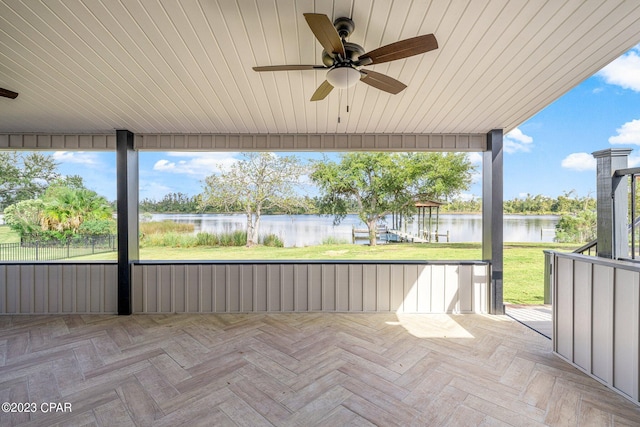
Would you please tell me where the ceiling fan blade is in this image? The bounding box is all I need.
[310,80,334,101]
[303,13,345,57]
[0,88,18,99]
[360,70,407,94]
[359,34,438,65]
[253,65,326,72]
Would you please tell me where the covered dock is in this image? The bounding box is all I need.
[389,200,449,243]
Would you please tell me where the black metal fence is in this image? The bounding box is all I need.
[0,235,117,261]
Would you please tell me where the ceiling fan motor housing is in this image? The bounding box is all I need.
[333,17,355,38]
[322,41,365,66]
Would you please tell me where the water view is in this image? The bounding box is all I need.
[151,214,559,247]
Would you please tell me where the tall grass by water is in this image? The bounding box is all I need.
[140,220,283,248]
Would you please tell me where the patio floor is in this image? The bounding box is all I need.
[505,304,553,340]
[1,313,639,426]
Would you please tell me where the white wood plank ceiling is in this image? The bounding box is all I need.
[1,0,640,135]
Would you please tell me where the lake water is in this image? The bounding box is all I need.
[150,213,559,247]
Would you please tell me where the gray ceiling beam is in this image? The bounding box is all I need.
[0,133,487,152]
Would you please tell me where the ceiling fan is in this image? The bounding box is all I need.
[0,88,18,99]
[253,13,437,101]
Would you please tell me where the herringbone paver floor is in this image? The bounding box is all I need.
[0,313,639,426]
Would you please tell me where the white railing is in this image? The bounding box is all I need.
[550,251,640,405]
[0,260,490,315]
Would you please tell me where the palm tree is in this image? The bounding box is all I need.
[41,187,113,238]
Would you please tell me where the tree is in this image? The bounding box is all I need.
[3,199,46,241]
[311,152,475,245]
[0,152,60,209]
[199,152,308,246]
[39,186,114,240]
[555,210,596,243]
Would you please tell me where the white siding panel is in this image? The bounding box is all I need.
[295,265,308,311]
[416,265,431,313]
[34,266,47,313]
[363,265,377,311]
[200,265,213,312]
[336,265,349,312]
[390,265,404,312]
[431,266,446,313]
[573,260,592,372]
[349,265,363,312]
[129,262,488,315]
[281,265,295,312]
[133,264,144,312]
[308,265,322,311]
[323,265,336,311]
[459,265,473,313]
[0,262,488,315]
[254,265,267,312]
[241,264,254,312]
[614,269,640,400]
[556,257,574,361]
[267,265,280,312]
[473,265,488,314]
[227,265,240,312]
[552,252,640,407]
[592,264,613,383]
[186,265,200,313]
[214,266,226,312]
[445,265,460,314]
[377,265,391,312]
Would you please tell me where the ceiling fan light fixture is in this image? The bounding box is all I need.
[326,66,360,89]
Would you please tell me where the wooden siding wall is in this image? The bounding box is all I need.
[0,263,117,314]
[552,252,640,405]
[132,263,489,314]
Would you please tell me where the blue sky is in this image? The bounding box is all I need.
[51,45,640,203]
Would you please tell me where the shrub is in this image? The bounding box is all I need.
[555,210,596,243]
[78,219,116,236]
[3,199,46,240]
[218,230,247,247]
[261,233,284,247]
[195,232,220,246]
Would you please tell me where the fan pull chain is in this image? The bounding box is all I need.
[338,89,342,123]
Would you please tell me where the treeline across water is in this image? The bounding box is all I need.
[443,191,594,215]
[141,191,595,216]
[140,192,326,215]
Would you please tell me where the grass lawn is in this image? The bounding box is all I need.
[0,225,20,243]
[70,240,578,305]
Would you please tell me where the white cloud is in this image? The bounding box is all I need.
[598,45,640,91]
[456,193,477,202]
[152,152,239,177]
[629,154,640,168]
[504,127,533,154]
[52,151,99,166]
[139,182,174,200]
[467,152,483,164]
[609,119,640,145]
[561,152,597,172]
